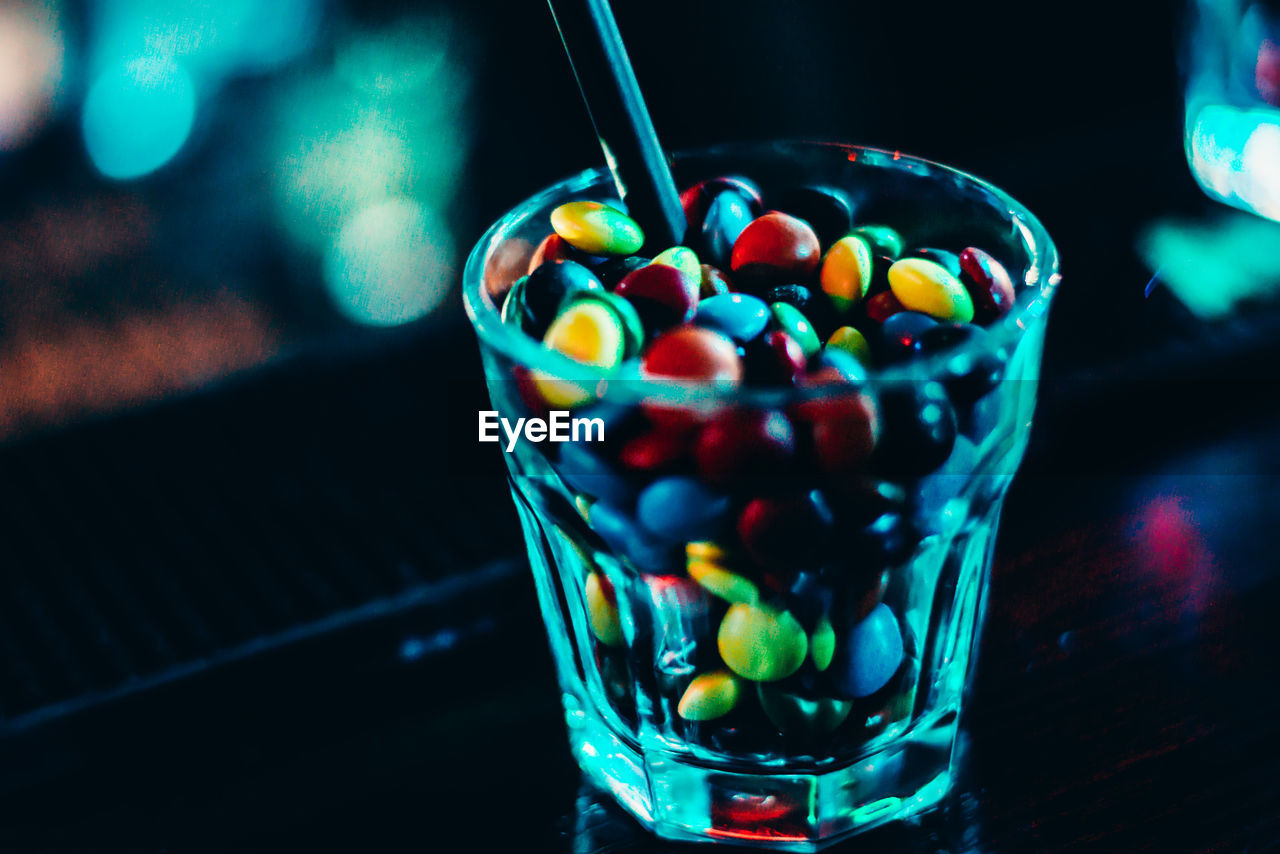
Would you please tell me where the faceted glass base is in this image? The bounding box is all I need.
[563,688,959,851]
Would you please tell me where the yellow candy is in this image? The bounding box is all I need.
[887,258,975,322]
[686,540,728,566]
[550,201,644,255]
[543,301,625,367]
[820,235,873,311]
[677,670,741,721]
[688,560,759,605]
[717,603,808,682]
[811,617,836,671]
[651,246,701,284]
[535,301,624,408]
[826,326,871,365]
[585,572,623,646]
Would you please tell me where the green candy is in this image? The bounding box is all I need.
[811,617,836,672]
[561,290,645,358]
[651,246,701,284]
[825,326,871,365]
[757,682,853,736]
[688,560,759,605]
[769,302,821,359]
[851,224,904,259]
[585,572,623,646]
[718,602,808,682]
[550,200,644,256]
[677,670,741,721]
[501,276,528,327]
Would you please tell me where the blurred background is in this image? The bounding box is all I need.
[1,0,1279,851]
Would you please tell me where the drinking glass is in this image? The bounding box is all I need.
[463,141,1060,849]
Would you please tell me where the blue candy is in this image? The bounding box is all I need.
[832,603,904,699]
[636,476,730,542]
[914,435,979,532]
[694,293,770,342]
[588,501,673,572]
[701,190,754,269]
[816,347,867,383]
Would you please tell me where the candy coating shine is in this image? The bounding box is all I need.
[888,258,975,323]
[718,602,808,682]
[551,201,644,255]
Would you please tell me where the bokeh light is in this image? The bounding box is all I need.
[0,0,64,151]
[273,12,472,326]
[323,197,452,327]
[82,57,197,179]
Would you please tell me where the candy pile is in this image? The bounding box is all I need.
[497,176,1022,755]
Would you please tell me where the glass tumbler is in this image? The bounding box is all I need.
[463,142,1060,849]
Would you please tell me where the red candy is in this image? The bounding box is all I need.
[616,263,699,329]
[619,426,694,473]
[527,233,579,274]
[958,247,1016,323]
[694,408,797,486]
[805,393,880,477]
[641,326,743,384]
[863,290,906,323]
[729,213,822,287]
[737,492,835,573]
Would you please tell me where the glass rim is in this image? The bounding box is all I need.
[462,140,1061,408]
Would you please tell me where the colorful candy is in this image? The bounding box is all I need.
[870,381,957,476]
[743,330,807,385]
[542,299,626,367]
[518,259,603,338]
[637,476,730,542]
[737,491,835,573]
[562,290,645,358]
[851,224,904,259]
[769,302,821,359]
[586,571,624,646]
[694,408,797,486]
[862,289,906,324]
[550,200,644,255]
[830,603,903,699]
[718,602,808,682]
[678,670,742,721]
[730,212,822,289]
[958,247,1016,322]
[641,326,743,387]
[826,326,871,365]
[492,170,1033,761]
[679,176,764,232]
[700,190,756,269]
[699,264,734,298]
[810,617,836,671]
[688,560,760,605]
[820,235,873,311]
[887,258,975,323]
[694,293,770,342]
[615,262,698,329]
[805,392,879,477]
